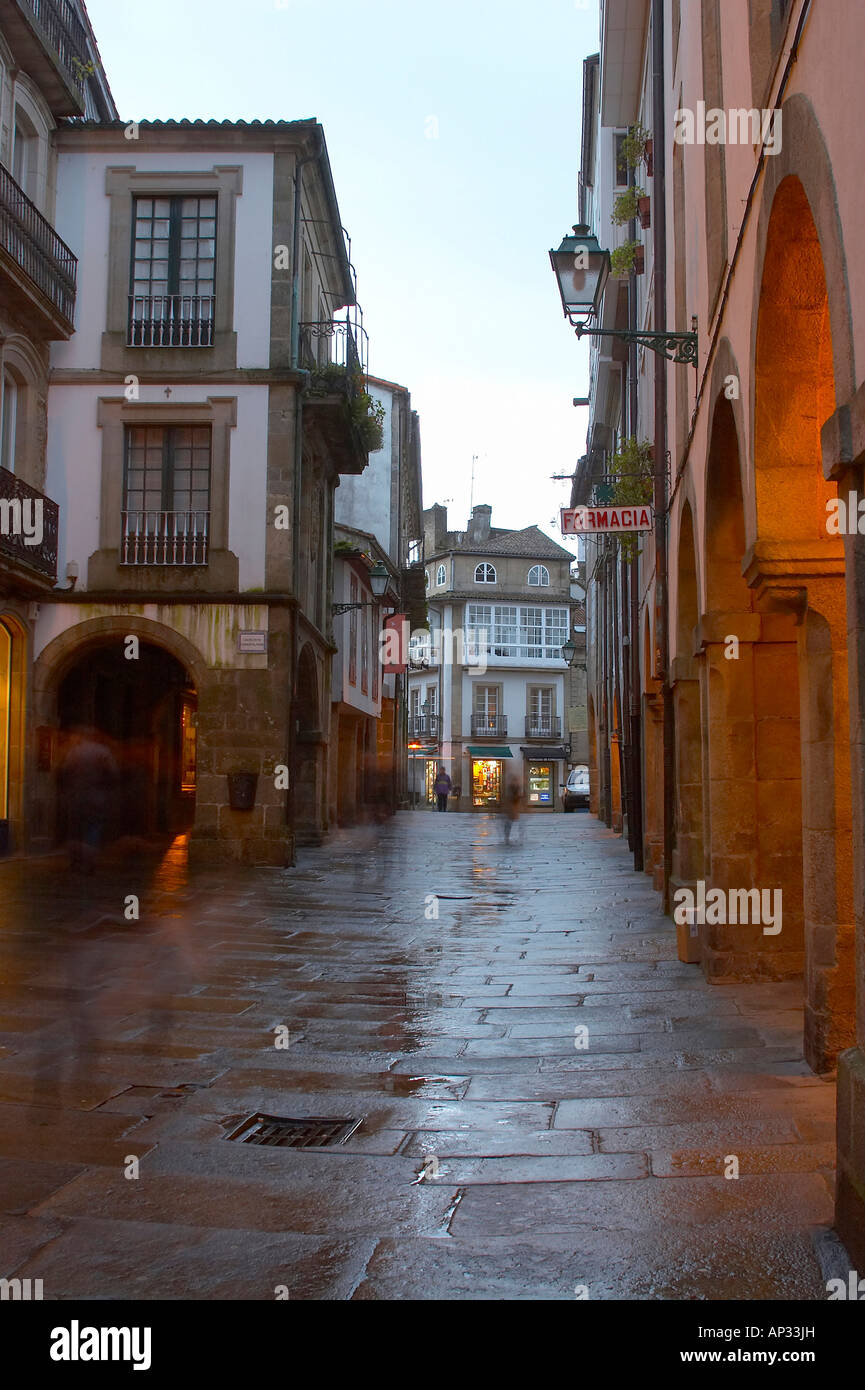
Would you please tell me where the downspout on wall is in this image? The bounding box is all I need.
[651,0,673,912]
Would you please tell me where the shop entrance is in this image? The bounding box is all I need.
[527,762,555,807]
[472,758,502,808]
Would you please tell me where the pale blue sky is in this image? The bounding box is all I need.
[85,0,597,557]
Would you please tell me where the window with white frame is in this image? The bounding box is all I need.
[129,195,217,347]
[473,685,499,726]
[466,604,569,660]
[436,563,446,586]
[474,562,496,583]
[528,564,550,586]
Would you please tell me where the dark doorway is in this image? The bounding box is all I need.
[57,641,196,841]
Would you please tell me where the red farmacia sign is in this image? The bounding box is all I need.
[560,506,653,534]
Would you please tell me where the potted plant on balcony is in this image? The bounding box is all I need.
[351,390,385,453]
[610,240,644,277]
[610,185,645,227]
[638,195,651,229]
[610,436,654,562]
[622,122,652,171]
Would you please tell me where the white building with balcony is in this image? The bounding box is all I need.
[408,502,576,812]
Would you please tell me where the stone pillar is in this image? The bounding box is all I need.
[837,484,865,1263]
[797,580,855,1071]
[642,691,664,891]
[670,657,704,891]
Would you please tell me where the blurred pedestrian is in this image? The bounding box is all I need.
[57,726,119,873]
[433,765,452,812]
[502,777,522,844]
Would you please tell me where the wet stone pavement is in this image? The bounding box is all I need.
[0,811,835,1300]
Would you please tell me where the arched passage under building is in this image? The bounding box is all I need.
[55,639,197,843]
[750,172,851,1072]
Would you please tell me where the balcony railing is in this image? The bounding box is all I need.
[120,511,209,566]
[299,312,369,400]
[408,713,441,739]
[127,294,215,348]
[20,0,91,97]
[525,716,562,738]
[0,162,77,327]
[0,465,58,580]
[471,715,508,738]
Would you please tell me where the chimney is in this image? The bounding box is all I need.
[424,503,447,555]
[468,503,492,542]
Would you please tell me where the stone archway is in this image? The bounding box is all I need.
[671,502,705,916]
[0,612,27,854]
[294,642,325,844]
[587,693,598,818]
[30,616,206,853]
[748,171,852,1072]
[699,390,804,982]
[641,608,663,889]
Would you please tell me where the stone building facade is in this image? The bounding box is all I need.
[30,115,375,866]
[563,0,865,1266]
[0,0,116,856]
[409,503,576,812]
[330,375,423,827]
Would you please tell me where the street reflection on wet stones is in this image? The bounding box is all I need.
[0,812,836,1300]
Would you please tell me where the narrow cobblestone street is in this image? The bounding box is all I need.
[0,811,835,1300]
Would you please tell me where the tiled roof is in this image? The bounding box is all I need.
[441,525,575,561]
[63,118,317,129]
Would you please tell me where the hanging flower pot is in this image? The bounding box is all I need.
[227,772,259,811]
[638,196,651,230]
[634,244,645,275]
[645,138,654,177]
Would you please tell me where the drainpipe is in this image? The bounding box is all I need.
[628,220,644,869]
[651,0,673,910]
[287,141,319,853]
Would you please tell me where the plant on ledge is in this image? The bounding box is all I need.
[351,390,385,453]
[610,239,640,277]
[611,185,646,227]
[622,122,651,170]
[610,436,653,561]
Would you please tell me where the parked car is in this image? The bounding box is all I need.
[562,765,590,811]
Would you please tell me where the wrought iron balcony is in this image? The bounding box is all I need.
[301,313,371,477]
[471,715,508,738]
[0,0,92,116]
[0,465,59,583]
[408,713,441,739]
[127,294,215,348]
[524,716,562,738]
[120,511,209,566]
[0,162,77,334]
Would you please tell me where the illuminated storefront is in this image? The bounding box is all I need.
[466,746,512,808]
[527,762,553,805]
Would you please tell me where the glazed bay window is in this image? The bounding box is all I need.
[467,604,569,660]
[129,196,216,347]
[121,425,211,565]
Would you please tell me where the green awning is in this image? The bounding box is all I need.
[466,746,513,758]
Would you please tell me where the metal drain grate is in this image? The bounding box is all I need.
[225,1113,362,1148]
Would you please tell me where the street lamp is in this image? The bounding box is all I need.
[332,560,391,615]
[549,224,698,367]
[549,225,610,321]
[560,637,578,667]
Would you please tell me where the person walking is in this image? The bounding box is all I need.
[502,777,522,844]
[433,765,452,812]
